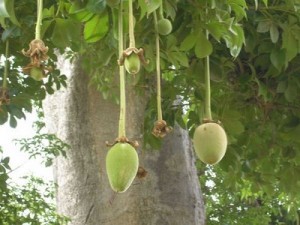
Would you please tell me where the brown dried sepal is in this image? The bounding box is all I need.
[118,47,149,66]
[202,118,221,125]
[152,120,172,138]
[0,88,10,106]
[105,136,139,149]
[136,166,148,179]
[22,39,49,66]
[22,39,50,77]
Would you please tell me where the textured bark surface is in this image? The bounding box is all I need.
[44,56,205,225]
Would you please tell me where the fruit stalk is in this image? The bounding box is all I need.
[159,3,164,19]
[35,0,43,40]
[118,0,126,137]
[204,30,212,121]
[3,40,9,89]
[154,11,163,121]
[128,0,135,48]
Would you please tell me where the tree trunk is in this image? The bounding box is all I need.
[44,55,205,225]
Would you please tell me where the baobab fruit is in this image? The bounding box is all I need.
[30,67,44,81]
[193,122,227,165]
[106,143,139,193]
[106,0,120,7]
[157,18,172,35]
[124,53,140,75]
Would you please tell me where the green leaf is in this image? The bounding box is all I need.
[282,26,299,62]
[276,80,287,93]
[138,0,147,20]
[146,0,162,14]
[86,0,106,14]
[0,0,20,26]
[0,0,10,17]
[0,107,8,125]
[270,48,285,71]
[69,3,94,22]
[195,31,212,58]
[270,24,279,43]
[284,80,297,102]
[262,0,268,7]
[84,13,109,43]
[9,115,17,128]
[180,32,197,51]
[229,3,247,21]
[206,21,227,42]
[257,21,270,33]
[172,52,189,67]
[1,25,21,41]
[51,18,81,48]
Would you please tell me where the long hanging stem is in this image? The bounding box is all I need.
[3,40,9,89]
[154,11,163,121]
[159,3,164,19]
[204,30,212,121]
[128,0,135,48]
[35,0,43,39]
[118,0,126,138]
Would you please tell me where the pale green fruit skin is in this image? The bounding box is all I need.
[30,67,44,81]
[157,18,172,36]
[193,123,227,165]
[106,143,139,193]
[124,53,140,75]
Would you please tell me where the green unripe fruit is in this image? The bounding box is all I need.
[106,0,120,7]
[30,67,44,81]
[193,123,227,165]
[106,143,139,193]
[157,18,172,36]
[124,53,140,75]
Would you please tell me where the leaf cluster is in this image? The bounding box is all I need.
[0,0,300,223]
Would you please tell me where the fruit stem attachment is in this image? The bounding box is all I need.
[204,30,212,121]
[159,3,164,19]
[154,11,163,121]
[128,0,135,48]
[118,0,126,138]
[3,40,9,89]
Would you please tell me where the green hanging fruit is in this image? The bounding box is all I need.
[193,122,227,165]
[30,67,44,81]
[124,53,140,75]
[106,0,120,8]
[157,18,172,36]
[106,142,139,193]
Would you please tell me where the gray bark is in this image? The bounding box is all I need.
[44,55,205,225]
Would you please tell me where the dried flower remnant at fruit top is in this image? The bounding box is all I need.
[22,39,52,80]
[118,47,149,75]
[152,120,172,138]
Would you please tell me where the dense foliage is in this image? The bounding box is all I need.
[0,0,300,224]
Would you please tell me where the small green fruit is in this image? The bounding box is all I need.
[106,143,139,193]
[124,53,140,75]
[157,18,172,36]
[106,0,120,8]
[193,123,227,165]
[30,67,44,81]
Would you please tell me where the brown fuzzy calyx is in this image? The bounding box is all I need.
[118,47,149,66]
[22,39,51,77]
[152,120,172,138]
[106,136,139,149]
